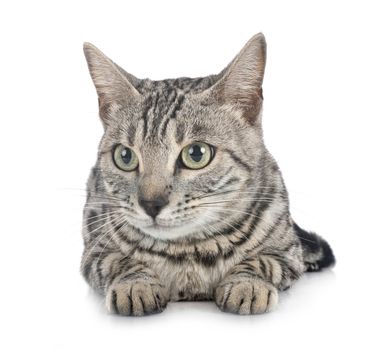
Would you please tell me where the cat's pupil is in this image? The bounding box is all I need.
[189,145,205,162]
[121,148,132,164]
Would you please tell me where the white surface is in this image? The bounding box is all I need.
[1,1,372,349]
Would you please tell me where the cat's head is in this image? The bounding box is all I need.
[84,33,275,241]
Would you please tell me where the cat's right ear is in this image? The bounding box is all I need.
[201,33,266,125]
[83,43,140,125]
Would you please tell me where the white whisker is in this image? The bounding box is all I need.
[81,214,127,269]
[81,210,124,230]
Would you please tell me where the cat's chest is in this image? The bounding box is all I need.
[136,251,238,301]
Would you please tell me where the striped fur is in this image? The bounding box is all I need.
[81,33,335,316]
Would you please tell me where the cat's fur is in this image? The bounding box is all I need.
[81,33,335,316]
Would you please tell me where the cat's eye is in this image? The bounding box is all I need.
[113,145,139,171]
[180,142,214,170]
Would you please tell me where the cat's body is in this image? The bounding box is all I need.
[81,34,335,315]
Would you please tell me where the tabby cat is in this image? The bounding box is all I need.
[81,33,335,316]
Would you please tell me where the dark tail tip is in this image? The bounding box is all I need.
[317,237,336,269]
[294,223,336,272]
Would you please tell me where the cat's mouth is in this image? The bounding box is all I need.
[136,218,202,240]
[146,221,185,230]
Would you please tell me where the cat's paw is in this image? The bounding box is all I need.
[106,280,168,316]
[215,278,278,315]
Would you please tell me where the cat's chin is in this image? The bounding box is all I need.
[138,222,201,241]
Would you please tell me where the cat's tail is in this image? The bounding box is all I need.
[293,223,336,272]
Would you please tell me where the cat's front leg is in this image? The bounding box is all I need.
[215,273,278,315]
[81,247,168,316]
[214,254,303,315]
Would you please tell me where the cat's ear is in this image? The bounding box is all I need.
[209,33,266,124]
[83,42,140,124]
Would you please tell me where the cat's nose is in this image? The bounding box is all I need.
[138,196,169,219]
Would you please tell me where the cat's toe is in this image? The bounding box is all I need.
[215,278,278,315]
[106,280,168,316]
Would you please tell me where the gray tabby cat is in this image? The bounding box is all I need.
[81,33,335,316]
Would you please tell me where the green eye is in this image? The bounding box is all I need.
[181,142,214,170]
[113,145,139,171]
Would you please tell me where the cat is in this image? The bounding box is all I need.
[81,33,335,316]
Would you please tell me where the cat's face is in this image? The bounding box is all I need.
[84,34,269,240]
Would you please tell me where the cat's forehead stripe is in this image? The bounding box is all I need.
[126,76,219,143]
[140,90,184,141]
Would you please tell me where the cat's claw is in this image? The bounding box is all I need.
[106,280,168,316]
[215,278,278,315]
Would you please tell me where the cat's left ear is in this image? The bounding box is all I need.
[208,33,266,124]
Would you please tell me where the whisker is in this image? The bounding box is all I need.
[96,220,129,263]
[204,207,303,253]
[81,214,127,269]
[83,204,128,210]
[81,210,124,230]
[202,204,284,237]
[82,210,121,221]
[197,217,237,248]
[202,212,250,241]
[201,205,269,222]
[84,201,129,207]
[200,198,275,206]
[195,188,279,200]
[202,211,280,258]
[83,212,123,237]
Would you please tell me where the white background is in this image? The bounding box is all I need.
[1,1,372,349]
